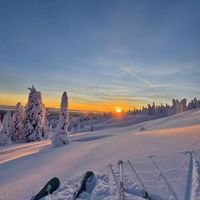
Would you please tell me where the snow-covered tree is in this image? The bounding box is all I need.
[12,103,25,141]
[188,98,200,110]
[24,86,47,142]
[171,99,187,114]
[147,104,153,115]
[78,115,85,129]
[89,117,94,132]
[51,91,70,147]
[0,119,2,132]
[0,112,13,146]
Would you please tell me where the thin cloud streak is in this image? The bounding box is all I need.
[121,67,173,88]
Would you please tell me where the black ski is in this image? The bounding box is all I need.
[73,171,97,199]
[31,177,60,200]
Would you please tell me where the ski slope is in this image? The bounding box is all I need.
[0,109,200,200]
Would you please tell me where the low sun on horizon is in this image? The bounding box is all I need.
[115,107,122,113]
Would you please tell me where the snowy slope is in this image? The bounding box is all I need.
[0,109,200,200]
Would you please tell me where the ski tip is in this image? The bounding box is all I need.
[118,160,123,164]
[108,163,113,168]
[32,177,60,200]
[144,191,151,200]
[84,171,95,177]
[31,196,35,200]
[51,177,60,186]
[149,155,156,158]
[52,177,60,181]
[73,171,97,199]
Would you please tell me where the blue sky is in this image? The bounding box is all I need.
[0,0,199,110]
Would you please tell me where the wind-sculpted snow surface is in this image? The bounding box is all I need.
[0,109,200,200]
[184,151,200,200]
[43,172,146,200]
[43,155,200,200]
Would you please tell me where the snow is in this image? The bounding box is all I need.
[0,111,12,146]
[24,86,47,142]
[0,109,200,200]
[51,91,69,147]
[12,102,25,141]
[192,157,200,200]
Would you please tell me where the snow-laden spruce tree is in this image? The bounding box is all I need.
[0,119,2,132]
[24,86,47,142]
[51,91,70,147]
[89,117,94,131]
[12,102,25,141]
[0,111,13,146]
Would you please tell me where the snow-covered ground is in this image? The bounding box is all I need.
[0,109,200,200]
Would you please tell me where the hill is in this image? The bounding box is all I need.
[0,109,200,200]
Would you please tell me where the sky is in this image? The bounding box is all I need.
[0,0,200,112]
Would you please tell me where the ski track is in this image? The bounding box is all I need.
[149,155,179,200]
[184,152,194,200]
[192,157,200,200]
[0,140,50,155]
[109,164,120,197]
[127,160,146,192]
[112,161,154,200]
[109,161,144,200]
[184,151,200,200]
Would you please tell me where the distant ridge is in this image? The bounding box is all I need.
[0,105,15,111]
[0,105,102,113]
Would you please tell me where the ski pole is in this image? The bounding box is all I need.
[127,160,146,190]
[118,160,126,200]
[149,155,179,200]
[127,160,150,200]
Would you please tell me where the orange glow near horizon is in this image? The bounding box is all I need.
[113,107,125,119]
[0,93,144,112]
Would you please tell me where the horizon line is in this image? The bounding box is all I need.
[0,105,107,113]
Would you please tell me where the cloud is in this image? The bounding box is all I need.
[121,67,151,86]
[121,67,172,88]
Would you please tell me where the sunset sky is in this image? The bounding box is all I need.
[0,0,200,112]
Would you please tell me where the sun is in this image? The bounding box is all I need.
[115,107,122,113]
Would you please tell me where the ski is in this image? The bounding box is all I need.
[73,171,97,199]
[31,177,60,200]
[127,160,151,200]
[118,160,126,200]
